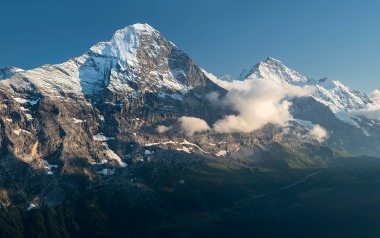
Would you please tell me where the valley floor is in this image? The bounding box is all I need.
[1,155,380,237]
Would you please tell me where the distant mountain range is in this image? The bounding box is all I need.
[206,56,380,156]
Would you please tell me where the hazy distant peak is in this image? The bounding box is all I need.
[241,57,312,84]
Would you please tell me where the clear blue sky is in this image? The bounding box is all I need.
[0,0,379,92]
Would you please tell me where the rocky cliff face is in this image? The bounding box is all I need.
[0,24,235,207]
[0,23,224,168]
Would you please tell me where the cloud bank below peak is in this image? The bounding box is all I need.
[179,77,316,135]
[211,79,316,133]
[350,90,380,120]
[369,90,380,104]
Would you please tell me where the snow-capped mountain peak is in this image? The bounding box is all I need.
[83,23,209,95]
[241,57,313,84]
[1,23,213,101]
[211,57,373,127]
[265,56,284,64]
[90,23,163,68]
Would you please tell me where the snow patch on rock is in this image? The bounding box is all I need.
[97,168,115,176]
[73,118,85,123]
[93,133,115,141]
[102,142,127,167]
[216,150,227,157]
[177,146,191,153]
[13,97,28,104]
[13,129,31,136]
[27,203,37,211]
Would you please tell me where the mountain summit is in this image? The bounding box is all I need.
[2,23,216,100]
[90,23,162,66]
[238,57,312,84]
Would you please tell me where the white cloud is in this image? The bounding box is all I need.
[291,120,329,143]
[308,125,329,142]
[186,71,318,135]
[369,90,380,104]
[205,91,221,105]
[351,107,380,120]
[178,116,210,136]
[211,79,316,133]
[156,125,172,133]
[202,70,235,91]
[350,90,380,120]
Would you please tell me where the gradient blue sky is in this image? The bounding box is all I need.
[0,0,379,92]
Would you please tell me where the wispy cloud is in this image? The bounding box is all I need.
[369,90,380,104]
[178,116,211,136]
[178,78,316,135]
[211,79,316,133]
[156,125,172,133]
[308,124,329,142]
